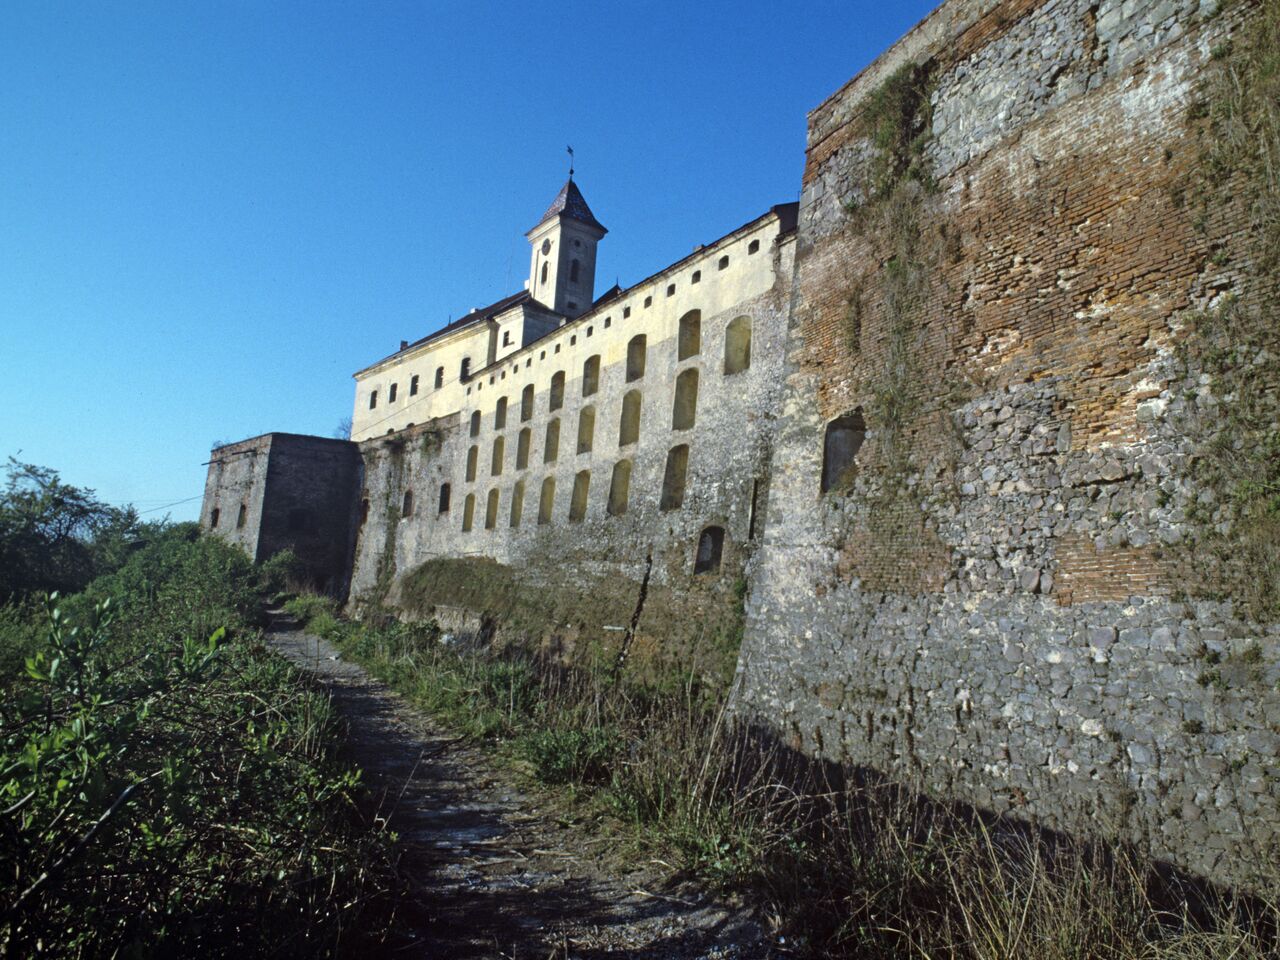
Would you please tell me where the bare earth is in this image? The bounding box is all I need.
[268,616,780,959]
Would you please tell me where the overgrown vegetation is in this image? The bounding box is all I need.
[1176,0,1280,619]
[292,602,1279,959]
[1,466,396,957]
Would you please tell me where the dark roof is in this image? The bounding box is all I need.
[359,289,530,373]
[592,283,623,309]
[533,179,607,233]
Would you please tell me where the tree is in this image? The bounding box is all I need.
[0,459,142,600]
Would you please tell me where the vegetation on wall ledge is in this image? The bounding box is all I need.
[1176,0,1280,620]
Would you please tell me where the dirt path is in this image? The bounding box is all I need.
[268,616,778,959]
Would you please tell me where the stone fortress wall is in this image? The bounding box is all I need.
[736,0,1278,890]
[201,0,1278,891]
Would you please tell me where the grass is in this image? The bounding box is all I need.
[293,601,1279,959]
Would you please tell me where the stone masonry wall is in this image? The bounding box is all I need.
[737,0,1279,890]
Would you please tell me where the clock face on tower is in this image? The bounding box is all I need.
[541,239,552,255]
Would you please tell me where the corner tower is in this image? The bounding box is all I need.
[526,178,606,320]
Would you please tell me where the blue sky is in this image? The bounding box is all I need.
[0,0,938,521]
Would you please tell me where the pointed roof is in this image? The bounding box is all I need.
[533,178,607,234]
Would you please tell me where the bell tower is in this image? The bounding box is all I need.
[526,177,607,320]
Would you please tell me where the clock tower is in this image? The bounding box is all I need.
[526,178,607,320]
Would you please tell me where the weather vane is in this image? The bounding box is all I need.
[567,145,574,179]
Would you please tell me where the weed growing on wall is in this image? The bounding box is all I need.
[1176,0,1280,619]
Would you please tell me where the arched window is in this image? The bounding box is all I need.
[672,369,699,431]
[544,418,560,463]
[410,374,420,396]
[660,445,689,511]
[748,238,760,254]
[694,526,725,574]
[521,384,534,421]
[569,470,590,522]
[582,355,600,396]
[491,436,505,476]
[435,367,444,389]
[236,504,248,529]
[678,310,701,360]
[389,382,398,403]
[510,480,525,527]
[466,445,478,482]
[401,490,414,518]
[822,409,866,494]
[577,406,595,454]
[485,488,499,529]
[462,493,475,532]
[724,316,752,375]
[550,371,565,411]
[619,390,641,446]
[516,427,531,469]
[494,397,508,430]
[438,483,451,514]
[607,460,631,516]
[538,477,556,524]
[209,507,221,529]
[369,390,378,410]
[461,356,472,380]
[718,255,729,270]
[470,410,481,438]
[570,259,580,283]
[541,261,549,285]
[626,335,646,382]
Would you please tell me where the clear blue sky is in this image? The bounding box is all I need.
[0,0,938,521]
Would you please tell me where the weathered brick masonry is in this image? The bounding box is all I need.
[737,0,1278,889]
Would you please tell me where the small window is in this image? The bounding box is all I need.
[555,344,561,354]
[491,436,505,476]
[389,382,398,403]
[517,427,531,469]
[660,445,689,511]
[623,306,631,319]
[666,283,675,297]
[694,526,725,574]
[470,410,481,438]
[209,507,220,529]
[538,476,556,524]
[604,316,611,328]
[672,368,699,431]
[544,418,561,462]
[485,488,499,529]
[724,316,752,375]
[619,390,641,446]
[822,409,866,494]
[520,384,534,421]
[570,335,577,346]
[410,374,420,396]
[570,259,580,283]
[607,460,631,516]
[360,499,370,525]
[435,366,444,389]
[503,330,512,346]
[678,310,701,360]
[236,503,248,529]
[369,390,378,410]
[691,270,701,284]
[626,335,647,382]
[643,296,652,308]
[401,491,414,518]
[569,470,590,522]
[495,396,508,430]
[748,239,760,255]
[461,357,472,380]
[462,493,475,532]
[466,445,478,482]
[577,406,595,454]
[582,355,600,397]
[550,371,565,411]
[541,261,549,285]
[718,255,729,270]
[587,326,593,337]
[438,483,451,514]
[510,480,525,527]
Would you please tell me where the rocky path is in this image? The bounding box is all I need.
[268,616,777,959]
